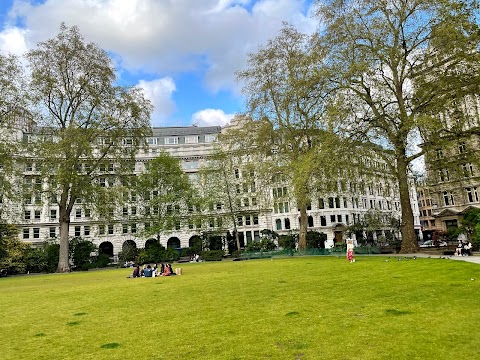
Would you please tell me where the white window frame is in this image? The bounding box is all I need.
[147,137,157,145]
[205,134,217,143]
[185,135,199,144]
[165,137,179,145]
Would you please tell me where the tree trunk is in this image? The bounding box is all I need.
[397,154,418,253]
[56,206,71,272]
[298,204,308,251]
[234,227,241,254]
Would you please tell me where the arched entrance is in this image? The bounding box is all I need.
[189,235,202,252]
[167,237,181,249]
[99,241,114,256]
[145,238,159,250]
[122,240,137,262]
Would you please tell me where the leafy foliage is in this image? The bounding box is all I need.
[200,250,224,261]
[69,237,97,269]
[315,0,480,252]
[24,24,152,272]
[136,151,194,239]
[306,231,327,249]
[0,224,27,274]
[136,243,180,264]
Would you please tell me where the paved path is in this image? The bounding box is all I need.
[388,253,480,264]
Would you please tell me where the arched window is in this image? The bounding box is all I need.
[167,237,181,249]
[275,219,282,230]
[284,218,290,230]
[308,216,314,227]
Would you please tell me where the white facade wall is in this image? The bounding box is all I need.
[5,123,413,256]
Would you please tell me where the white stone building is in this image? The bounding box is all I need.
[2,118,419,257]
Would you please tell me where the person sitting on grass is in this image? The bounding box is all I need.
[127,265,140,278]
[132,265,140,278]
[162,263,171,276]
[161,263,176,276]
[143,264,153,277]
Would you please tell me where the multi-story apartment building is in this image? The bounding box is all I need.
[422,95,480,236]
[416,178,437,241]
[425,136,480,234]
[2,116,417,258]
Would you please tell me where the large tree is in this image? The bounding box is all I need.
[26,24,152,272]
[0,54,28,215]
[199,136,266,255]
[315,0,480,252]
[236,24,349,250]
[136,151,194,243]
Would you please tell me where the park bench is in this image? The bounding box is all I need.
[177,256,191,263]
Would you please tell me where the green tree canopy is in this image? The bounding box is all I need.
[136,151,194,241]
[315,0,480,252]
[25,24,152,272]
[236,24,351,250]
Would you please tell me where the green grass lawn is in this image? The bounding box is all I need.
[1,256,479,360]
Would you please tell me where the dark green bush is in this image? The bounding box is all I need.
[23,247,48,273]
[137,245,180,264]
[95,253,110,268]
[201,250,224,261]
[69,237,97,270]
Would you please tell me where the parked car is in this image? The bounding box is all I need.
[419,240,447,248]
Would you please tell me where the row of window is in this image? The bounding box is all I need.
[435,142,467,160]
[274,214,354,231]
[23,225,92,239]
[147,134,217,146]
[442,187,479,206]
[437,163,475,182]
[273,198,399,215]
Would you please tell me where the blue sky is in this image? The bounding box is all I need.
[0,0,316,127]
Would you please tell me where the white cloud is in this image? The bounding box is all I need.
[8,0,316,92]
[137,77,176,126]
[192,108,234,127]
[0,27,28,56]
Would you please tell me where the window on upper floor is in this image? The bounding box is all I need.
[185,135,199,144]
[205,134,216,143]
[466,187,479,203]
[461,163,474,178]
[443,191,455,206]
[165,137,178,145]
[435,149,443,159]
[319,198,325,209]
[147,137,157,145]
[275,219,282,230]
[320,216,326,226]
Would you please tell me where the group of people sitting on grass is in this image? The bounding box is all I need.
[129,263,176,278]
[455,240,473,256]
